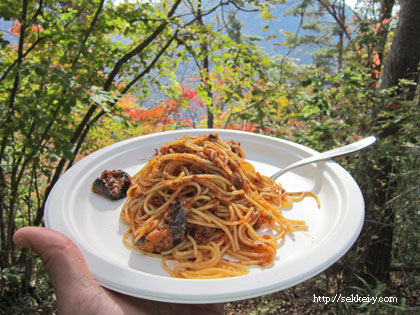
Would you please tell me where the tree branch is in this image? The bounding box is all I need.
[317,0,352,40]
[36,0,183,224]
[0,36,47,84]
[70,0,182,151]
[71,0,106,67]
[0,0,44,84]
[66,31,180,170]
[0,0,29,167]
[122,32,179,95]
[103,0,182,91]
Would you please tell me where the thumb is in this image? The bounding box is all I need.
[13,227,100,304]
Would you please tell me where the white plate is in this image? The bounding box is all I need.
[45,129,364,303]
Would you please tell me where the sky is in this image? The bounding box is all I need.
[346,0,358,9]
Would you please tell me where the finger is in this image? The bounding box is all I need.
[13,227,100,301]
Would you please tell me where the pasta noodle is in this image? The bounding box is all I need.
[120,133,319,279]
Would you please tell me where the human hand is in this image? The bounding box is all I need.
[13,227,224,315]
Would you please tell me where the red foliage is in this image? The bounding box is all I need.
[126,105,170,123]
[10,21,21,38]
[124,83,205,128]
[225,122,257,133]
[385,101,402,111]
[179,86,205,109]
[180,87,197,100]
[9,21,43,39]
[179,118,193,127]
[371,51,381,79]
[124,98,181,126]
[374,16,395,33]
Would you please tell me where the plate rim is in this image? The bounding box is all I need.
[45,128,364,303]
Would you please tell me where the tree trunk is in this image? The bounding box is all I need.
[196,1,214,128]
[376,0,395,68]
[336,1,345,73]
[380,0,420,99]
[365,0,420,283]
[371,0,395,80]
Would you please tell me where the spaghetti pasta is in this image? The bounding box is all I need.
[120,133,319,279]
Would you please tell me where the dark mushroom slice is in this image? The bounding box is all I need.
[91,169,131,200]
[136,199,187,253]
[169,199,187,246]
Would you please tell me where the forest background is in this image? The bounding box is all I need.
[1,0,419,313]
